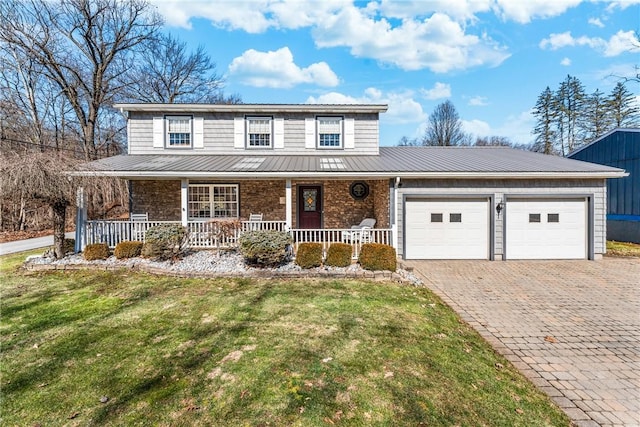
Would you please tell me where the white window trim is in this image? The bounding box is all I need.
[165,115,193,149]
[317,116,343,149]
[246,116,273,149]
[188,184,239,220]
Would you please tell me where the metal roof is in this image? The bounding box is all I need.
[74,146,626,179]
[113,103,388,114]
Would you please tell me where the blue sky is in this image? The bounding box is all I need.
[150,0,639,146]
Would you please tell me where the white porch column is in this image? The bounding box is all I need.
[285,179,292,231]
[181,179,189,226]
[392,177,399,250]
[75,186,87,252]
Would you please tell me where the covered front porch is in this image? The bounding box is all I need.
[77,178,396,259]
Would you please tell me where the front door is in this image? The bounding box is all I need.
[298,185,322,229]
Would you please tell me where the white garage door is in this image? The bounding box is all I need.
[505,198,587,259]
[405,198,490,259]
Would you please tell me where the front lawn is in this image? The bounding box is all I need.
[1,251,570,426]
[607,240,640,257]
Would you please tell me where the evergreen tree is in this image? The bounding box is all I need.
[554,75,586,155]
[532,86,557,154]
[582,89,611,144]
[607,82,639,128]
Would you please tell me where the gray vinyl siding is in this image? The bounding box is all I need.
[396,178,607,259]
[128,112,379,155]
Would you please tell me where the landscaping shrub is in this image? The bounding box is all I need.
[141,224,188,260]
[83,243,109,261]
[238,230,292,267]
[295,243,323,268]
[63,238,75,254]
[359,243,397,272]
[114,241,143,259]
[325,243,353,267]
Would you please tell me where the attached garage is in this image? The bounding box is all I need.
[504,197,588,260]
[404,197,491,260]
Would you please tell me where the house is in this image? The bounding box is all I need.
[568,128,640,244]
[75,103,626,260]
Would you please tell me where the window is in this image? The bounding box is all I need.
[166,116,192,147]
[247,117,272,148]
[431,213,443,223]
[529,213,541,223]
[450,213,462,223]
[318,117,342,148]
[548,213,560,223]
[188,184,238,219]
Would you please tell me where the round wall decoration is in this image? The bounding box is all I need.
[349,181,370,200]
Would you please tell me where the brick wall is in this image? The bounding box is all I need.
[131,180,181,220]
[240,180,286,221]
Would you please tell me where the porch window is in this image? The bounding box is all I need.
[318,117,342,148]
[188,184,238,219]
[166,116,192,147]
[247,117,272,148]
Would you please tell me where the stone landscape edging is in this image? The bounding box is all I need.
[22,260,412,283]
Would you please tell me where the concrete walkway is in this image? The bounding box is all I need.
[0,232,76,255]
[407,258,640,427]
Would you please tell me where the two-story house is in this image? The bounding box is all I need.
[77,103,625,260]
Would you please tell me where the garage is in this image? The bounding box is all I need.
[505,198,588,259]
[404,198,490,260]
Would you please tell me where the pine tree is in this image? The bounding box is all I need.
[532,86,557,154]
[554,75,586,155]
[582,89,611,144]
[607,82,639,128]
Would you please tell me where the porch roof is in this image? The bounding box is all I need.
[73,146,626,179]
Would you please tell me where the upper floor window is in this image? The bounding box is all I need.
[247,117,272,148]
[166,116,192,147]
[318,117,342,148]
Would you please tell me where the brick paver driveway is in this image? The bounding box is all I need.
[406,258,640,427]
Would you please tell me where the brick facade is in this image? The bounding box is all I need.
[131,180,181,220]
[130,179,390,228]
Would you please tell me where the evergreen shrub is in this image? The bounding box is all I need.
[295,243,323,268]
[359,243,396,272]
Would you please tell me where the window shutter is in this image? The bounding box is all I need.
[153,117,164,148]
[273,118,284,149]
[344,118,355,149]
[305,118,316,149]
[193,117,204,148]
[234,117,245,149]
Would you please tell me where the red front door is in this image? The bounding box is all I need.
[298,185,322,229]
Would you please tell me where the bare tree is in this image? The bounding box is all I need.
[421,100,469,146]
[125,33,239,103]
[0,0,161,160]
[473,136,513,147]
[1,150,127,258]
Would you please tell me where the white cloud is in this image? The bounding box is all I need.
[468,96,489,106]
[228,47,339,89]
[539,30,638,56]
[560,57,572,66]
[421,82,451,100]
[306,88,426,124]
[462,119,491,136]
[588,17,604,28]
[312,10,509,72]
[375,0,492,22]
[461,109,535,145]
[493,0,582,24]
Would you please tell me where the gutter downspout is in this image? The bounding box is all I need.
[392,177,400,251]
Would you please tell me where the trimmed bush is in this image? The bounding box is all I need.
[295,243,323,268]
[359,243,397,272]
[238,230,292,267]
[325,243,353,267]
[83,243,109,261]
[141,224,188,260]
[114,241,143,259]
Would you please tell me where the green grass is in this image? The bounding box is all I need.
[1,251,570,426]
[607,240,640,257]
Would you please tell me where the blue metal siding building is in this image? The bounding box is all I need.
[569,128,640,243]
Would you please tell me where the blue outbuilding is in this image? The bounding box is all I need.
[569,128,639,243]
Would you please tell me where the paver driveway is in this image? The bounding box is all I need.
[407,258,640,427]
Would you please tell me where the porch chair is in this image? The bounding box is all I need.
[130,212,148,241]
[248,213,263,231]
[341,218,376,243]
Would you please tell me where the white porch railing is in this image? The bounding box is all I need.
[83,220,392,259]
